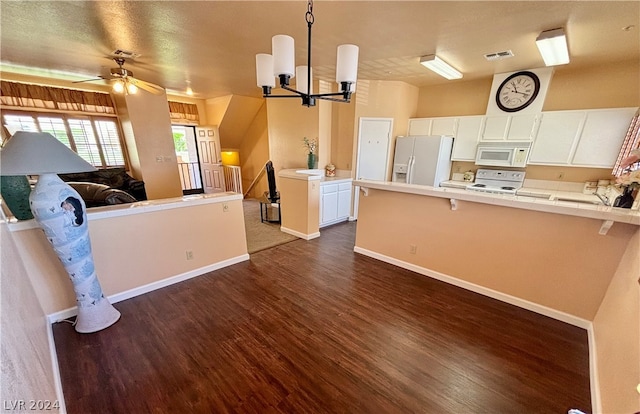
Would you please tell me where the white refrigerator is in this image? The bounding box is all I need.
[392,135,454,186]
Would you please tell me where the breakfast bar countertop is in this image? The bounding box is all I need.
[356,179,640,226]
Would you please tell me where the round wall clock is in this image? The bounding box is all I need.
[495,71,540,112]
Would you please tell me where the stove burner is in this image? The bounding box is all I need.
[501,186,515,191]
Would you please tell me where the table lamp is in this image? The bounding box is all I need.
[0,131,121,333]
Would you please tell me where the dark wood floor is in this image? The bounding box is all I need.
[53,221,591,414]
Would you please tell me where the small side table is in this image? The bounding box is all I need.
[259,195,281,224]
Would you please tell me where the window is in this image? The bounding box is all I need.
[2,111,126,169]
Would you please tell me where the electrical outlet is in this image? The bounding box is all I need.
[186,250,194,260]
[222,203,229,212]
[409,244,417,254]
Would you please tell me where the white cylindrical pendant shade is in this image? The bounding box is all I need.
[272,35,295,77]
[256,54,275,87]
[295,66,313,94]
[336,44,359,83]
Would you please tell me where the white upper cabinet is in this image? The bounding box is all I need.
[407,117,457,136]
[529,107,636,167]
[481,114,538,141]
[407,118,431,136]
[451,116,484,161]
[529,111,585,165]
[571,107,637,167]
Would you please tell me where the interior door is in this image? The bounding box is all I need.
[353,117,393,219]
[196,126,222,194]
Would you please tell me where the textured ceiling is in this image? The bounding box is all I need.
[1,1,638,100]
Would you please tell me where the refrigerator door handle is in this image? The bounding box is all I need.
[407,156,415,184]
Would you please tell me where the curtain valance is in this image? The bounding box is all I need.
[0,81,115,114]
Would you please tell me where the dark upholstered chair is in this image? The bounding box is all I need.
[59,167,147,201]
[68,182,137,208]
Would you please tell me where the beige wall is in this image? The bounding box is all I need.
[12,199,248,315]
[332,99,357,170]
[279,176,320,238]
[593,227,640,413]
[1,223,58,408]
[115,92,183,200]
[354,189,636,320]
[267,98,320,172]
[239,102,271,199]
[416,59,640,117]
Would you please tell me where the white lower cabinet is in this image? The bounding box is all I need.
[320,181,352,228]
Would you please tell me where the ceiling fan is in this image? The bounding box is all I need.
[74,58,164,95]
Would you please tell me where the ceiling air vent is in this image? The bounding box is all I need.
[112,49,141,59]
[484,50,514,61]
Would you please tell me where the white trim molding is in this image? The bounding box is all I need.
[280,226,320,240]
[353,246,591,329]
[47,253,250,323]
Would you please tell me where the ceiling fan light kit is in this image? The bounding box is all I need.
[255,0,359,107]
[420,55,463,80]
[536,27,570,66]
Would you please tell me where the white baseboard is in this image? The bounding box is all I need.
[46,320,67,414]
[280,226,320,240]
[587,324,602,413]
[47,253,250,324]
[353,246,591,329]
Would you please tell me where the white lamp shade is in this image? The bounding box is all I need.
[256,54,276,87]
[272,35,295,77]
[0,131,97,175]
[336,44,359,83]
[536,28,570,66]
[296,66,313,94]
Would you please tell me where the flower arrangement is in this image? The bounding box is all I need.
[303,137,317,155]
[616,169,640,188]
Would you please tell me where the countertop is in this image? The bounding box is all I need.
[355,179,639,226]
[3,191,243,231]
[278,169,353,184]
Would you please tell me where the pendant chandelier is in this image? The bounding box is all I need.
[255,0,359,107]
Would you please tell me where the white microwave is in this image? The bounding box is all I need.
[475,142,532,168]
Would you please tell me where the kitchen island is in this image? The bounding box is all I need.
[353,179,639,413]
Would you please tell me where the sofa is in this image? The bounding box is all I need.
[68,182,137,208]
[58,167,147,201]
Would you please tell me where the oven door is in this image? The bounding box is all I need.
[475,146,516,167]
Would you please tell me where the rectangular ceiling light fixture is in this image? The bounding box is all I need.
[536,28,570,66]
[420,55,463,80]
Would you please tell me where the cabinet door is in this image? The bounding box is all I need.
[451,116,483,161]
[408,118,431,136]
[507,114,538,141]
[572,108,637,167]
[481,116,509,140]
[320,184,338,224]
[529,111,585,165]
[431,117,457,136]
[337,183,352,219]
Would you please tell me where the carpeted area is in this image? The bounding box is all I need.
[243,198,298,253]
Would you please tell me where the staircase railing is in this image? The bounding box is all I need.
[243,164,266,199]
[223,165,243,194]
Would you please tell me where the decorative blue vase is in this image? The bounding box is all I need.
[30,174,120,333]
[0,175,34,220]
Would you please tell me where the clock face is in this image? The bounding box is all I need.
[495,71,540,112]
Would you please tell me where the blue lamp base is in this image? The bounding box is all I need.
[30,174,120,333]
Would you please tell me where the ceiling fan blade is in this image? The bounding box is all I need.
[72,76,108,84]
[129,77,164,95]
